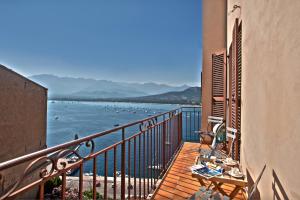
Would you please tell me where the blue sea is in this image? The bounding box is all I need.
[47,101,178,147]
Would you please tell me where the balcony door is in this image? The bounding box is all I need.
[229,19,242,160]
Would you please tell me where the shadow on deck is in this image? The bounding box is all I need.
[152,142,246,200]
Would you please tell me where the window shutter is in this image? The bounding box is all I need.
[211,49,227,119]
[230,19,242,160]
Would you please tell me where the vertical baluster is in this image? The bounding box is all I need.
[155,126,159,185]
[198,110,200,140]
[147,129,150,195]
[128,140,131,199]
[185,111,187,141]
[177,114,179,147]
[93,157,97,200]
[162,121,166,171]
[169,118,172,157]
[139,134,141,199]
[190,111,192,141]
[166,120,168,164]
[179,113,182,146]
[113,146,117,200]
[153,125,157,186]
[168,119,171,162]
[104,152,108,200]
[134,137,137,199]
[158,124,161,177]
[143,132,146,199]
[150,126,153,191]
[61,173,66,200]
[79,164,83,200]
[194,107,196,141]
[39,182,45,200]
[121,128,126,200]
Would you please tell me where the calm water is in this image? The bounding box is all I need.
[47,101,182,176]
[47,101,178,147]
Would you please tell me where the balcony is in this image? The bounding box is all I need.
[152,142,245,200]
[0,106,204,200]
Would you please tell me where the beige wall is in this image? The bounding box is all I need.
[239,1,300,199]
[0,65,47,197]
[201,0,227,131]
[227,0,241,51]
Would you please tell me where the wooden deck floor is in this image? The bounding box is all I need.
[152,142,246,200]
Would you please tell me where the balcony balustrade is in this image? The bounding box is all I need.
[0,106,201,200]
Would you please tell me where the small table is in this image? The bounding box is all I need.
[192,156,247,199]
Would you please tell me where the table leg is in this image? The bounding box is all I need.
[229,186,241,199]
[212,182,227,196]
[197,178,206,186]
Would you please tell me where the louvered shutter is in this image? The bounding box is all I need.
[230,19,242,160]
[211,49,227,119]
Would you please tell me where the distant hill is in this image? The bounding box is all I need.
[125,87,201,104]
[29,74,190,98]
[51,87,201,105]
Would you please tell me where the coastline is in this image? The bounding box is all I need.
[48,98,201,106]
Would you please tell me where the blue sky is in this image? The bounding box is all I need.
[0,0,202,86]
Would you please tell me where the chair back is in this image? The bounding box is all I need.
[209,123,226,157]
[206,116,224,132]
[226,127,237,157]
[248,164,267,200]
[208,116,224,124]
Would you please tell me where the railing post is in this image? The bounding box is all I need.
[162,120,166,171]
[121,128,126,200]
[178,112,182,146]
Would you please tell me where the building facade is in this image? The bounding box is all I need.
[202,0,300,199]
[0,65,47,197]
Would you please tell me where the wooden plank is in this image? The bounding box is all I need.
[152,142,246,200]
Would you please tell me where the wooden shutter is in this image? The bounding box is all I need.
[230,19,242,160]
[211,49,227,119]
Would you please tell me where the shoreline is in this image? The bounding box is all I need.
[48,98,201,106]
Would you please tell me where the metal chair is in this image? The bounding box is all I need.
[196,116,224,145]
[200,122,227,159]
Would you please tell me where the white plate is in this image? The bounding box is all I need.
[228,171,244,178]
[224,160,237,166]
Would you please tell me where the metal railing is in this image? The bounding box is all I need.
[0,106,201,200]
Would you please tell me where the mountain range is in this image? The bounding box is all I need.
[125,87,201,104]
[29,74,191,99]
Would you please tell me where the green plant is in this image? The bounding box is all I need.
[83,189,101,200]
[44,176,62,194]
[82,189,114,200]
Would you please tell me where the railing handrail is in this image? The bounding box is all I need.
[0,106,201,171]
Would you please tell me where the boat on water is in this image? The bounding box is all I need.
[83,172,94,176]
[113,171,128,178]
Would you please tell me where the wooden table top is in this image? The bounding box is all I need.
[192,155,248,187]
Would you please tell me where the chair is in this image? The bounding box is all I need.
[196,116,224,145]
[191,165,267,200]
[224,127,237,158]
[200,123,227,159]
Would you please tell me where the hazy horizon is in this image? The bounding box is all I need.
[0,0,202,86]
[29,73,199,87]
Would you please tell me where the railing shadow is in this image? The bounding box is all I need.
[246,169,261,200]
[272,169,289,200]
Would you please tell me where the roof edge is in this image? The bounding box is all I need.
[0,64,48,90]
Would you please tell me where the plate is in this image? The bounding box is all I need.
[228,171,244,178]
[223,160,237,166]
